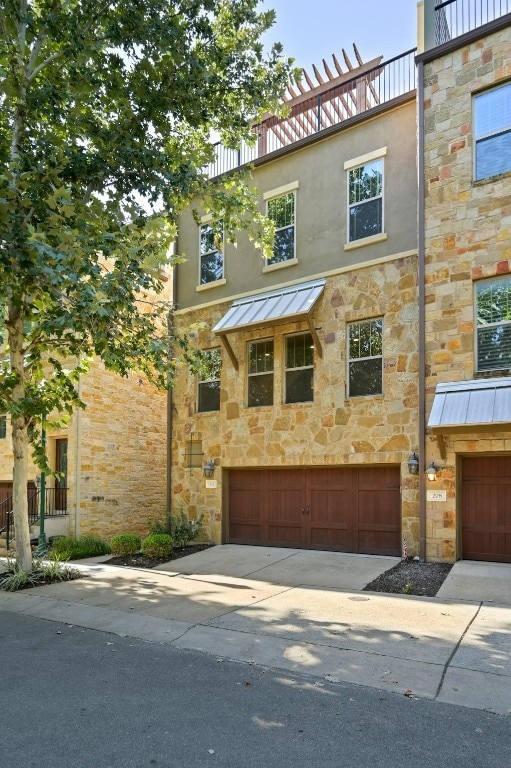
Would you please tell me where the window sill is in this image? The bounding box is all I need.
[473,169,511,186]
[474,369,511,379]
[348,393,384,400]
[196,278,226,292]
[263,257,298,273]
[344,233,387,251]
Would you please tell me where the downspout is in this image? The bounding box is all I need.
[417,57,426,561]
[74,375,82,537]
[166,245,178,514]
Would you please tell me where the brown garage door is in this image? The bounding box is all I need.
[462,456,511,563]
[228,466,401,556]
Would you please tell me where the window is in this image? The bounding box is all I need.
[247,339,274,407]
[285,333,314,403]
[347,157,383,242]
[476,276,511,371]
[197,349,221,412]
[199,220,224,284]
[267,192,295,265]
[348,318,383,397]
[0,415,5,439]
[474,82,511,181]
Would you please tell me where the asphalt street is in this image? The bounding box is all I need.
[2,611,510,768]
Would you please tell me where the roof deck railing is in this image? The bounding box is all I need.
[206,48,417,179]
[435,0,511,45]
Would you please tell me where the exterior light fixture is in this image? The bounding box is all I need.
[203,459,215,478]
[426,461,438,482]
[407,452,419,475]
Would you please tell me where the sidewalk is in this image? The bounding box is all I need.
[0,548,510,716]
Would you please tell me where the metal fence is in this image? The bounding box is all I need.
[206,48,417,179]
[0,487,68,549]
[435,0,511,45]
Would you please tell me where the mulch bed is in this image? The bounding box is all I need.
[104,543,214,569]
[363,559,453,597]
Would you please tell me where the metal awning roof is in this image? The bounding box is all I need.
[428,377,511,430]
[212,279,325,369]
[212,279,325,335]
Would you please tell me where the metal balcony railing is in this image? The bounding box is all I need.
[0,487,68,549]
[435,0,511,45]
[206,48,417,179]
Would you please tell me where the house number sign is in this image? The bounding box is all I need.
[427,490,447,502]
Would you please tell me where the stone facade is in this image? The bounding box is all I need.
[423,26,511,560]
[171,254,420,551]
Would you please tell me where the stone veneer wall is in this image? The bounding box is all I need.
[171,255,420,552]
[423,27,511,560]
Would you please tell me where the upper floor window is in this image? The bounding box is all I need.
[267,192,295,265]
[348,318,383,397]
[247,339,273,407]
[347,157,383,242]
[197,349,221,412]
[0,415,5,439]
[474,82,511,181]
[476,276,511,371]
[285,333,314,404]
[199,220,224,284]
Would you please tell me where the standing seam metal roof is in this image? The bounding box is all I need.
[428,377,511,428]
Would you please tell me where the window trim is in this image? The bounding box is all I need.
[0,414,6,440]
[263,181,299,269]
[345,148,386,246]
[247,337,274,408]
[473,81,511,183]
[197,348,221,413]
[474,275,511,373]
[198,216,225,287]
[347,317,384,399]
[284,332,314,405]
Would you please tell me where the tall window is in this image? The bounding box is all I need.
[267,192,295,265]
[348,158,383,242]
[476,276,511,371]
[247,339,274,407]
[0,415,5,439]
[348,318,383,397]
[474,82,511,181]
[198,349,221,412]
[199,220,224,284]
[285,333,314,404]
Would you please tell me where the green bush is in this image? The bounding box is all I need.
[50,535,111,560]
[171,511,205,548]
[141,533,173,559]
[148,510,172,536]
[110,533,141,556]
[0,558,81,591]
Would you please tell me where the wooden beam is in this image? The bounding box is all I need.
[219,335,239,371]
[307,316,323,359]
[437,433,447,460]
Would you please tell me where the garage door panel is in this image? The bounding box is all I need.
[229,467,401,555]
[462,456,511,563]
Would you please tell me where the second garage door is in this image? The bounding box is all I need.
[228,466,401,556]
[462,456,511,563]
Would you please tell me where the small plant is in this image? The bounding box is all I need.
[50,535,111,560]
[402,582,414,594]
[141,533,173,559]
[171,511,205,548]
[0,558,81,592]
[110,533,141,557]
[148,510,172,536]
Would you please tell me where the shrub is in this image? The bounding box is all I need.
[141,533,173,559]
[0,558,81,592]
[148,510,172,536]
[110,533,141,557]
[171,511,205,548]
[50,535,111,560]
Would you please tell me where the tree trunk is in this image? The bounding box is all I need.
[8,304,32,571]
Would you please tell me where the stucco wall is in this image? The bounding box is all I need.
[423,27,511,560]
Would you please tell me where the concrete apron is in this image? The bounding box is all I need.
[0,546,510,716]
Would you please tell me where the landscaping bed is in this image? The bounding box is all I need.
[363,559,453,597]
[104,543,214,569]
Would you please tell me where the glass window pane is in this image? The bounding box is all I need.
[200,224,215,255]
[200,251,223,284]
[268,192,294,229]
[268,226,295,264]
[286,368,313,404]
[0,415,5,439]
[249,341,273,374]
[475,83,511,138]
[349,198,383,241]
[349,160,383,205]
[198,381,220,412]
[477,277,511,325]
[477,324,511,371]
[349,358,382,397]
[370,318,383,355]
[248,373,273,407]
[475,132,511,180]
[286,333,313,369]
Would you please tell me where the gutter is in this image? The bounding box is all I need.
[417,58,426,562]
[166,246,178,514]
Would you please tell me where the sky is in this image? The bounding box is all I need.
[261,0,419,72]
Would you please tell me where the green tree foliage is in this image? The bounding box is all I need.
[0,0,293,569]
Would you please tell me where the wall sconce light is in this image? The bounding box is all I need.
[407,452,419,475]
[203,459,215,478]
[425,461,439,481]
